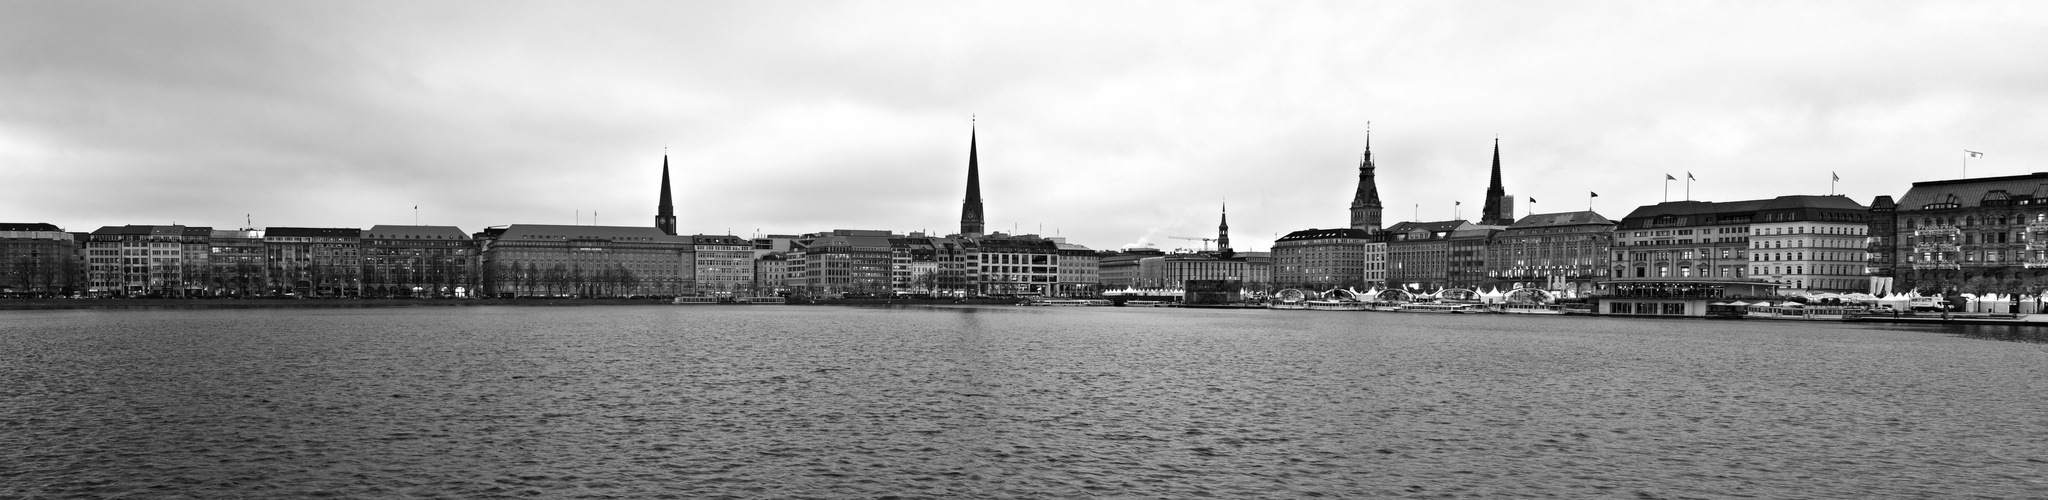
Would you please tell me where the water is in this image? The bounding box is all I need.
[3,306,2046,498]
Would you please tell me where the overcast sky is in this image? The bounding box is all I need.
[5,1,2046,251]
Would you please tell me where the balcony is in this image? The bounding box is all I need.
[1913,243,1960,253]
[1910,261,1961,270]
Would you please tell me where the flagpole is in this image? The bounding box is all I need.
[1663,176,1670,203]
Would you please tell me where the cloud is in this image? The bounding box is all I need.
[3,1,2047,250]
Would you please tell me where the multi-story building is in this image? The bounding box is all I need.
[1136,252,1257,289]
[931,237,977,297]
[1385,220,1473,290]
[754,254,787,296]
[360,225,476,298]
[1746,195,1871,293]
[1866,195,1899,292]
[1363,232,1388,288]
[1,223,80,297]
[476,224,693,297]
[797,230,897,297]
[86,225,208,297]
[691,234,753,295]
[1098,247,1164,290]
[975,233,1061,295]
[1484,211,1615,293]
[1051,238,1099,297]
[265,227,361,297]
[1611,200,1761,284]
[206,229,266,297]
[890,236,940,296]
[1447,225,1507,289]
[1235,251,1273,291]
[1887,173,2048,294]
[1271,228,1371,290]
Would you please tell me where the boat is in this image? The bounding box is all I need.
[1398,302,1488,313]
[672,296,719,305]
[1365,301,1406,312]
[735,296,786,304]
[1268,289,1311,310]
[1026,299,1111,306]
[1124,300,1175,307]
[1304,300,1368,311]
[1499,303,1564,315]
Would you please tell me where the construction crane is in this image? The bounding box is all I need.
[1169,236,1219,252]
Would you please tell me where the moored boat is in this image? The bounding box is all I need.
[1499,303,1564,315]
[1398,302,1487,313]
[1304,300,1368,311]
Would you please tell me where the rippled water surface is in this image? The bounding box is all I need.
[4,306,2047,498]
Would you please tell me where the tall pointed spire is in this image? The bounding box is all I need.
[655,154,677,235]
[1217,200,1231,254]
[960,117,985,237]
[1349,125,1384,233]
[1481,137,1509,225]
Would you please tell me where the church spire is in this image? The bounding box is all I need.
[1217,200,1231,254]
[1480,137,1510,225]
[1349,125,1383,233]
[655,154,676,235]
[960,118,985,237]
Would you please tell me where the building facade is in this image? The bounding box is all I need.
[1612,200,1760,284]
[206,229,266,297]
[1746,195,1871,293]
[477,225,693,297]
[1385,221,1473,290]
[1483,211,1615,293]
[1446,225,1506,289]
[975,233,1060,295]
[1271,228,1371,290]
[692,234,754,295]
[264,227,362,297]
[87,225,209,297]
[361,225,476,298]
[1888,173,2048,294]
[1,223,79,297]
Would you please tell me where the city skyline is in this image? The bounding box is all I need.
[5,2,2047,251]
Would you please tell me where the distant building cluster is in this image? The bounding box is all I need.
[1,126,2036,299]
[1257,133,2008,298]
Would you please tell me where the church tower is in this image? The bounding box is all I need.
[655,154,677,235]
[960,120,986,237]
[1217,201,1232,254]
[1480,138,1511,225]
[1349,131,1383,233]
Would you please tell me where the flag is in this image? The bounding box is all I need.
[1967,150,1983,158]
[1590,192,1599,197]
[1687,172,1695,181]
[1529,197,1537,203]
[1832,172,1839,182]
[1666,174,1676,181]
[1456,201,1461,205]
